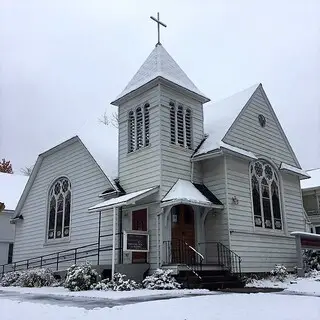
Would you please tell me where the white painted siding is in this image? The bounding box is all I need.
[118,86,161,194]
[224,87,299,167]
[160,85,204,197]
[13,140,117,270]
[0,211,14,266]
[226,155,305,273]
[202,157,229,262]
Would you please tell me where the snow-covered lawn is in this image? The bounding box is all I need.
[0,286,210,300]
[246,272,320,296]
[1,293,320,320]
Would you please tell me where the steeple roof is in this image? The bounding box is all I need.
[112,44,209,104]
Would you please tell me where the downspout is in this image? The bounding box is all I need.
[190,160,194,183]
[118,207,123,264]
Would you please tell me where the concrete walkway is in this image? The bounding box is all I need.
[0,289,213,309]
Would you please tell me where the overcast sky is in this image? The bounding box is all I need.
[1,0,319,175]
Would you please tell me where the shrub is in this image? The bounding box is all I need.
[95,273,139,291]
[15,268,55,287]
[0,268,55,287]
[142,269,181,290]
[64,261,98,291]
[270,264,288,281]
[303,250,320,272]
[0,271,21,287]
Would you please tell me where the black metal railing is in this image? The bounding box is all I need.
[163,238,204,278]
[1,232,122,277]
[197,241,241,276]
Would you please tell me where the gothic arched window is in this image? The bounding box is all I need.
[169,102,192,149]
[47,177,71,240]
[250,160,282,230]
[128,103,150,152]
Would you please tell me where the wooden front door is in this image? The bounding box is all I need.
[132,208,147,263]
[171,205,195,263]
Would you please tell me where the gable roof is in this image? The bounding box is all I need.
[13,134,118,219]
[0,173,29,211]
[301,168,320,190]
[161,179,223,208]
[112,44,209,104]
[194,84,259,157]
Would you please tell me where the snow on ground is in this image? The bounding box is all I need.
[1,293,320,320]
[246,272,320,296]
[0,286,210,299]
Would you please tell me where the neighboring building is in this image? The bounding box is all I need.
[6,35,310,280]
[0,172,28,266]
[301,168,320,234]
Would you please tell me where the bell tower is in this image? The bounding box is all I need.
[111,14,210,196]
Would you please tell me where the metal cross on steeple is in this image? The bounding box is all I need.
[150,12,167,46]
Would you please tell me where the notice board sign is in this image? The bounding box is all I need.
[124,231,149,252]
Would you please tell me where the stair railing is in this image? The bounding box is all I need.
[217,242,242,277]
[163,238,204,279]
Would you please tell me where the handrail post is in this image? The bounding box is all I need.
[56,253,59,271]
[26,260,29,269]
[40,256,43,268]
[74,248,77,265]
[13,262,16,272]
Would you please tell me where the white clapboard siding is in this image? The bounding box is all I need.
[13,140,117,270]
[160,86,204,197]
[223,86,300,167]
[202,157,229,252]
[226,155,305,272]
[118,86,161,193]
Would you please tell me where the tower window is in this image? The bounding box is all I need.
[128,103,150,152]
[170,102,192,149]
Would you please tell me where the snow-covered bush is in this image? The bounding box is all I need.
[142,269,181,290]
[15,268,55,287]
[64,261,98,291]
[95,273,139,291]
[0,271,21,287]
[270,265,288,281]
[303,250,320,272]
[0,268,55,287]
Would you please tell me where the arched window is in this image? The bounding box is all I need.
[250,160,282,230]
[48,177,71,240]
[128,103,150,152]
[170,102,192,149]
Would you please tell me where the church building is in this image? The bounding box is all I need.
[3,16,310,284]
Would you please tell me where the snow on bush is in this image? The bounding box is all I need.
[303,250,320,272]
[95,273,139,291]
[16,268,55,287]
[270,264,288,282]
[64,261,98,291]
[142,269,181,290]
[0,268,55,287]
[0,271,21,287]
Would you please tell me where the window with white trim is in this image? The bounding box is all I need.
[170,102,192,149]
[128,103,150,152]
[47,177,71,240]
[250,160,282,230]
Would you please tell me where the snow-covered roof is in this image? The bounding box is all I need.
[0,173,29,211]
[195,84,260,157]
[112,44,209,104]
[88,186,159,212]
[279,162,310,179]
[301,168,320,190]
[161,179,222,208]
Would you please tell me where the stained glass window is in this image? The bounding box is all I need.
[250,160,282,230]
[47,177,71,240]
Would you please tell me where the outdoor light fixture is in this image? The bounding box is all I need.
[232,196,239,205]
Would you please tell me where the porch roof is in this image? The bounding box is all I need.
[88,186,159,212]
[161,179,223,209]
